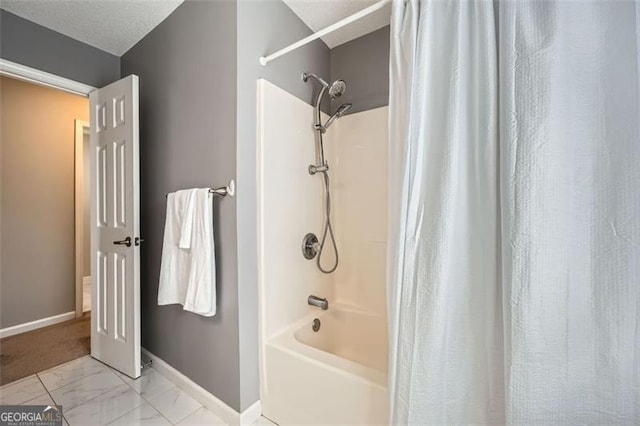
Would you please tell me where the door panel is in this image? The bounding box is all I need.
[90,75,141,378]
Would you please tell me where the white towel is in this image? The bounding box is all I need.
[158,188,216,316]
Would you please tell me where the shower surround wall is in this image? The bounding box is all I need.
[255,81,389,347]
[333,106,389,316]
[257,79,389,424]
[257,79,335,340]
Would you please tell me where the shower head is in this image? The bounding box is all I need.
[322,103,352,131]
[328,80,346,99]
[334,102,352,117]
[302,72,347,99]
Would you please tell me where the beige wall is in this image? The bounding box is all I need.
[0,76,89,328]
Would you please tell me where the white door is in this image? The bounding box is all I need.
[89,75,141,378]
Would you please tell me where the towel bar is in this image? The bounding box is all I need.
[208,180,235,197]
[165,179,235,198]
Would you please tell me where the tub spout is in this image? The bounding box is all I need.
[308,295,328,310]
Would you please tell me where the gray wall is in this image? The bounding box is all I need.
[121,0,241,411]
[330,25,390,114]
[0,9,120,88]
[0,76,89,328]
[236,0,330,411]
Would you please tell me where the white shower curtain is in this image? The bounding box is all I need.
[388,0,640,424]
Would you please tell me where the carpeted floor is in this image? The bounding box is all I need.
[0,314,90,386]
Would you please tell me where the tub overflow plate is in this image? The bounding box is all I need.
[312,318,321,332]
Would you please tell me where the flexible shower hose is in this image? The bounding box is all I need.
[316,170,339,273]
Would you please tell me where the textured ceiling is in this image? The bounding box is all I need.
[282,0,391,48]
[1,0,184,56]
[1,0,390,55]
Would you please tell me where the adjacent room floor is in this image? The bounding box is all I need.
[0,355,276,425]
[0,314,91,385]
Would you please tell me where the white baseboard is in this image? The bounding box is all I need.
[83,276,91,286]
[240,400,262,425]
[0,311,76,339]
[141,347,261,425]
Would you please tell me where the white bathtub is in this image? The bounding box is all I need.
[261,305,388,425]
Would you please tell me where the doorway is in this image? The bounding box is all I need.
[0,75,91,384]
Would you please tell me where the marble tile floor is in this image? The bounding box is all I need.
[0,356,276,426]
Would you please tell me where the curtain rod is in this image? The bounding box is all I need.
[259,0,391,66]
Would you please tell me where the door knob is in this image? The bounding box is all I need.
[134,237,144,246]
[113,237,132,247]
